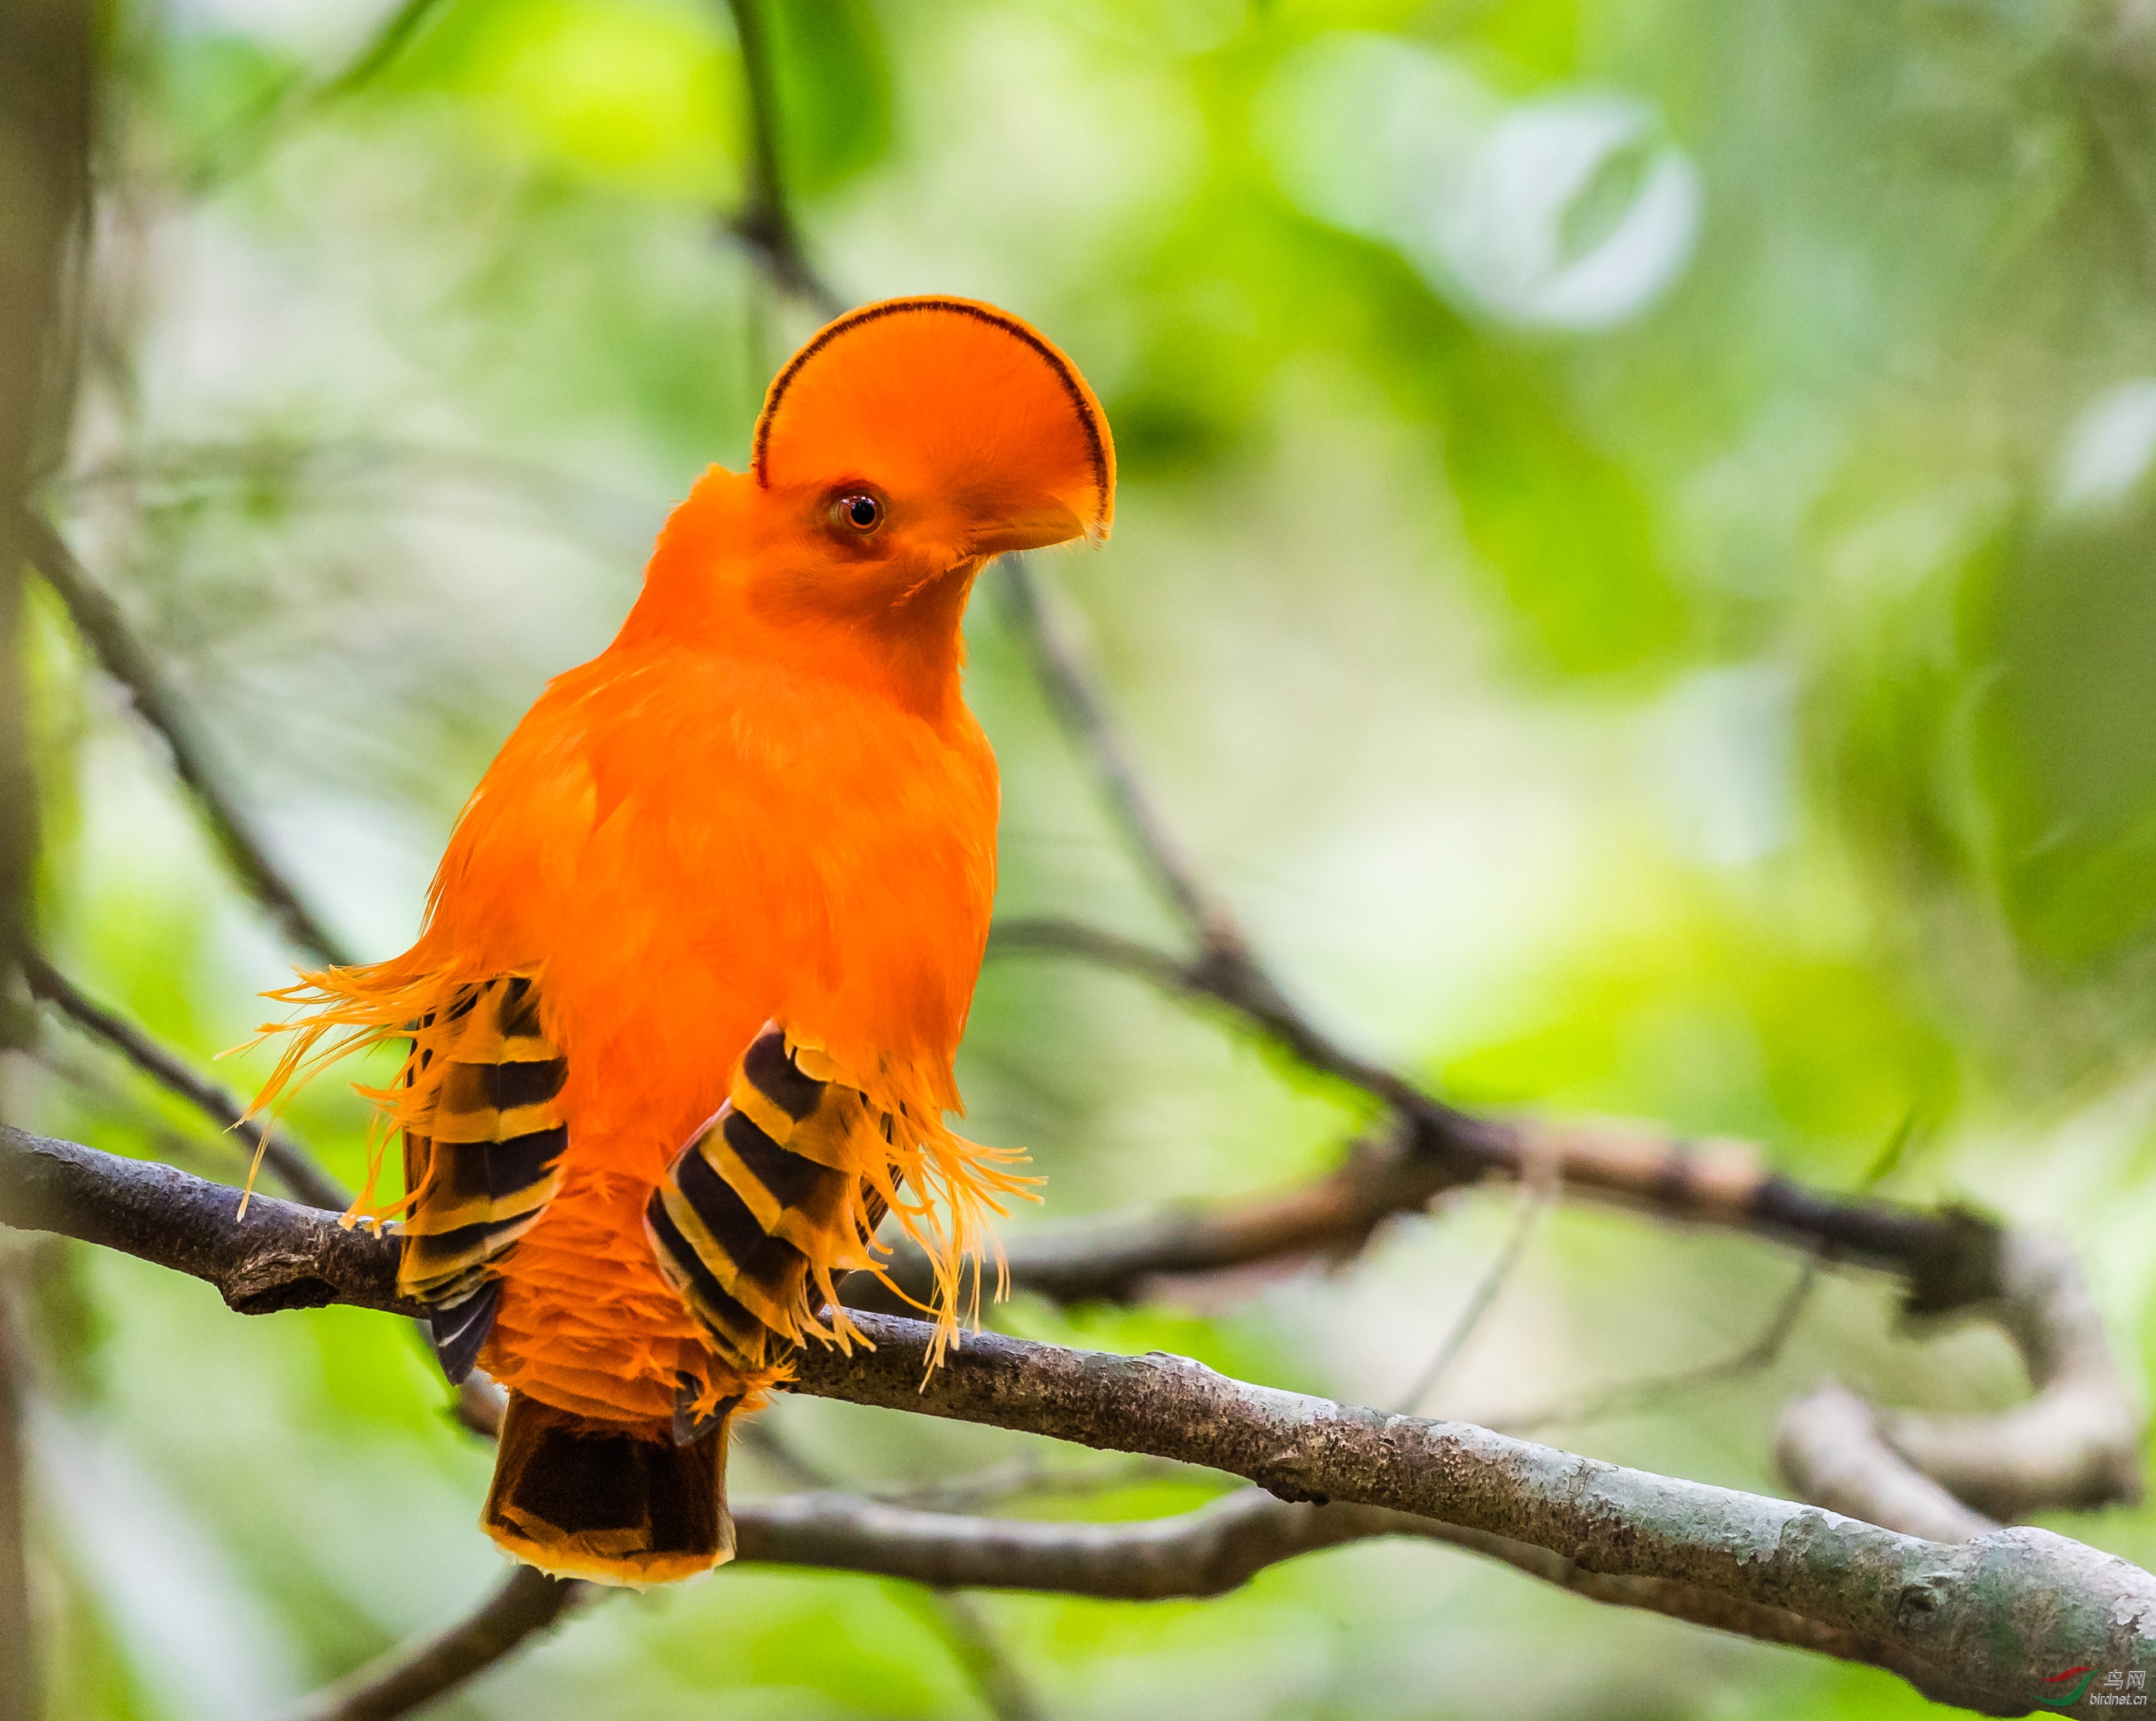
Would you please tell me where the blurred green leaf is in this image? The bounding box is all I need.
[389,0,742,201]
[1440,343,1686,677]
[1974,495,2156,966]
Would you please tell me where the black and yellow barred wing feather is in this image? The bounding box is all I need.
[645,1023,884,1375]
[401,975,570,1380]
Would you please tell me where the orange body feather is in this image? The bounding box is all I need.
[256,299,1114,1583]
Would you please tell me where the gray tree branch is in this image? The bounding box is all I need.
[3,1124,2150,1717]
[1778,1228,2145,1540]
[22,906,2147,1699]
[1779,1383,2000,1546]
[976,739,2116,1549]
[736,1482,1887,1663]
[0,1125,410,1317]
[795,1318,2156,1717]
[1884,1228,2145,1517]
[295,1482,1902,1721]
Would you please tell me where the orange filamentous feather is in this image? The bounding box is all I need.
[251,958,480,1224]
[250,296,1114,1584]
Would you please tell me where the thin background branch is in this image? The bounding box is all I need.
[718,0,845,318]
[1393,1148,1561,1415]
[736,1417,1043,1721]
[977,577,1993,1292]
[997,557,1244,959]
[22,513,351,967]
[1494,1256,1821,1437]
[20,948,348,1209]
[311,0,451,109]
[903,1590,1044,1721]
[0,1272,30,1721]
[282,1566,584,1721]
[175,0,454,196]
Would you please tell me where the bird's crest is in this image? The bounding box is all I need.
[753,296,1115,547]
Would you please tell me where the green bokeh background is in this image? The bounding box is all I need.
[21,0,2156,1714]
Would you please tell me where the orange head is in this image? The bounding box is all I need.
[629,298,1114,682]
[755,295,1114,559]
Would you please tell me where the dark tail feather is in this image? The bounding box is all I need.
[483,1393,733,1585]
[426,1280,499,1385]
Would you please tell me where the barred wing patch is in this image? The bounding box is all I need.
[647,1023,880,1373]
[401,974,570,1378]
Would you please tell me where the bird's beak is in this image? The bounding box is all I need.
[963,495,1088,558]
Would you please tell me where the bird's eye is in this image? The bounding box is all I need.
[834,493,882,532]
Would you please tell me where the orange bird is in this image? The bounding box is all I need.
[256,298,1114,1583]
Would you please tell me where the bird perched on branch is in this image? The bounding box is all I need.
[254,297,1114,1584]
